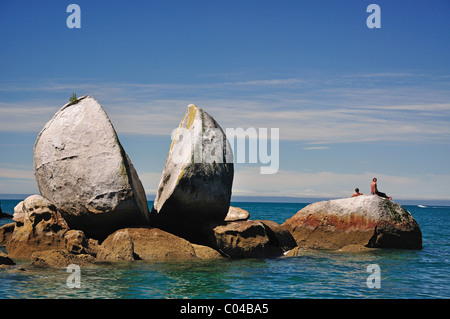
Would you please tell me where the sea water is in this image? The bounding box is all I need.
[0,200,449,299]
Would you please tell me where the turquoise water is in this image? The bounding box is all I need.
[0,200,449,299]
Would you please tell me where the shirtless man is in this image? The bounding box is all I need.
[371,177,392,200]
[351,188,363,197]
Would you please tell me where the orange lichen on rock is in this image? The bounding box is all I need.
[282,196,422,250]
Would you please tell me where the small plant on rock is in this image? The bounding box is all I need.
[69,93,78,104]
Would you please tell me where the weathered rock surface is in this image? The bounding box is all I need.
[0,222,15,245]
[33,95,149,239]
[150,104,234,242]
[64,230,89,254]
[191,243,224,259]
[13,201,25,224]
[284,246,302,257]
[96,228,136,261]
[6,195,69,258]
[282,195,422,250]
[207,220,297,258]
[31,249,95,268]
[97,227,224,261]
[225,206,250,222]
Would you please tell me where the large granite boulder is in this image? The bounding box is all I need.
[118,227,197,260]
[96,227,222,261]
[282,195,422,250]
[150,104,234,243]
[6,195,69,258]
[33,96,149,239]
[207,220,297,258]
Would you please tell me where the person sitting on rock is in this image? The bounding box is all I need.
[351,188,363,197]
[371,177,392,200]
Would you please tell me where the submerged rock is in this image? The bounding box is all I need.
[284,246,302,257]
[207,220,297,258]
[282,195,422,250]
[150,104,234,242]
[6,195,69,258]
[33,96,149,239]
[31,249,95,268]
[339,244,377,253]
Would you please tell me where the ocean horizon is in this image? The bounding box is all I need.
[1,194,449,207]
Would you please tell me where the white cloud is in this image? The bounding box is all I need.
[106,98,450,145]
[2,74,450,143]
[138,171,164,195]
[3,77,450,145]
[233,78,305,86]
[0,167,38,194]
[0,168,34,180]
[0,101,59,133]
[303,146,329,150]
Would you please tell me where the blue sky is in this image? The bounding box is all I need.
[1,0,450,202]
